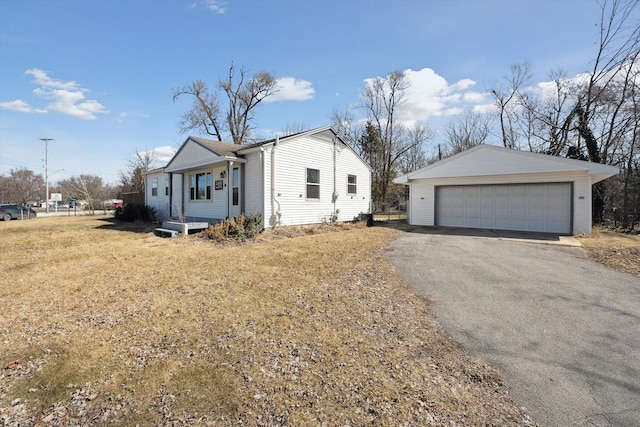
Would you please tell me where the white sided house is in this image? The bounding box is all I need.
[145,126,371,228]
[394,145,619,235]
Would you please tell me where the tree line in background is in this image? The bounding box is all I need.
[2,1,635,228]
[0,152,155,213]
[331,0,639,227]
[0,169,117,214]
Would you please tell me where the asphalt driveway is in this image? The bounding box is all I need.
[385,228,640,426]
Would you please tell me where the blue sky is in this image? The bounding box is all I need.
[0,0,606,185]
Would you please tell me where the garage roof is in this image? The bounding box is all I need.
[395,145,619,184]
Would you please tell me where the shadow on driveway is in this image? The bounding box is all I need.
[375,220,578,245]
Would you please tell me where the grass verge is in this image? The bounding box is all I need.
[1,216,534,425]
[578,228,640,276]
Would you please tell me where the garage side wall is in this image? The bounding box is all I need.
[407,171,593,234]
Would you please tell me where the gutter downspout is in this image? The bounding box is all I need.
[168,172,173,218]
[180,173,185,221]
[332,137,338,222]
[227,161,233,219]
[270,136,281,227]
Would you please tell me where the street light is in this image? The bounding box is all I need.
[40,138,54,214]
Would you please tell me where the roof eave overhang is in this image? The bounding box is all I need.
[394,174,409,184]
[164,156,246,173]
[591,171,619,184]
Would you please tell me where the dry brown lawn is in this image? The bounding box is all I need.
[1,216,534,426]
[577,228,640,276]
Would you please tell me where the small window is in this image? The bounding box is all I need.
[151,178,158,196]
[165,178,169,196]
[190,172,212,200]
[347,175,357,194]
[306,168,320,199]
[232,167,239,206]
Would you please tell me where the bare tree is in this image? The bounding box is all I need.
[567,0,639,163]
[332,71,433,209]
[556,0,639,221]
[172,64,278,144]
[445,110,492,155]
[399,122,433,173]
[488,0,639,225]
[118,150,157,194]
[360,71,415,208]
[330,108,364,155]
[3,168,44,205]
[67,175,105,214]
[279,121,307,136]
[490,61,531,148]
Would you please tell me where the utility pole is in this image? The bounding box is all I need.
[40,138,54,214]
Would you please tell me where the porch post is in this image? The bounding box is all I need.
[168,172,173,217]
[227,161,233,219]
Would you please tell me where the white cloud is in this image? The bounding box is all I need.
[443,107,465,116]
[472,103,497,114]
[463,91,489,103]
[0,99,43,113]
[25,68,80,90]
[203,0,226,13]
[392,68,486,121]
[450,78,476,92]
[18,68,108,120]
[266,77,315,102]
[145,146,176,164]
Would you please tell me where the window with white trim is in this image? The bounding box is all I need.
[306,168,320,199]
[151,178,158,196]
[347,174,357,194]
[232,167,239,206]
[190,172,212,200]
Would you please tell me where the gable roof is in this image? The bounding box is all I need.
[188,137,244,157]
[162,125,369,173]
[395,144,619,184]
[237,125,346,153]
[164,136,246,173]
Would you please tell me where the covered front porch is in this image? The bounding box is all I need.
[163,137,247,225]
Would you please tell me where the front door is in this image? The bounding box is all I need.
[230,167,241,217]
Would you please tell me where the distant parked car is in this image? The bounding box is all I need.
[106,201,123,210]
[0,204,37,221]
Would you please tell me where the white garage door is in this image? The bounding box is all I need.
[436,183,572,234]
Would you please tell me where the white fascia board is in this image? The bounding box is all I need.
[143,166,167,175]
[402,145,621,181]
[237,144,267,155]
[164,156,246,173]
[394,174,409,184]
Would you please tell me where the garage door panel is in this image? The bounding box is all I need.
[436,183,571,234]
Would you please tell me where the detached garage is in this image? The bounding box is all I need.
[394,145,619,235]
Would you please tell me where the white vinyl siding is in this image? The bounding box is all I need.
[347,175,357,194]
[335,146,371,222]
[165,140,225,172]
[408,171,592,234]
[242,151,264,217]
[306,168,320,199]
[182,166,228,220]
[436,183,571,233]
[145,170,171,221]
[262,133,371,227]
[162,128,371,228]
